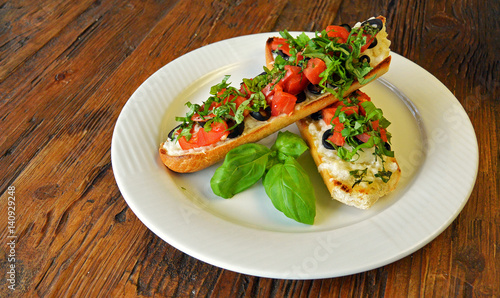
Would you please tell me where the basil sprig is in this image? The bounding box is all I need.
[210,143,270,198]
[263,155,316,224]
[210,131,316,225]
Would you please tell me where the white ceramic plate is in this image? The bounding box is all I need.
[111,33,478,279]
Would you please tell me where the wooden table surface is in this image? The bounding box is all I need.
[1,0,498,296]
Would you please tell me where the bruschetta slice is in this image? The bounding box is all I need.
[296,90,401,209]
[160,16,391,173]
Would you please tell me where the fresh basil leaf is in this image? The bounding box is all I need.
[271,131,309,159]
[210,143,271,198]
[350,168,373,188]
[375,170,392,183]
[378,117,391,128]
[234,98,252,123]
[210,75,231,95]
[360,101,383,121]
[295,32,311,48]
[357,74,377,85]
[263,156,316,225]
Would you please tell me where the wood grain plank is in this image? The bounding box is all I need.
[0,0,174,191]
[0,0,97,81]
[0,0,497,296]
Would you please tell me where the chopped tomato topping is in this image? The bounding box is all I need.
[328,131,345,147]
[239,81,253,98]
[325,25,350,43]
[322,105,337,125]
[371,120,388,142]
[282,65,309,95]
[191,101,220,121]
[230,95,250,117]
[270,38,291,56]
[178,121,229,150]
[331,117,344,132]
[271,85,297,116]
[356,90,371,102]
[327,117,346,146]
[303,58,327,85]
[262,78,284,103]
[355,133,371,143]
[356,90,371,116]
[361,34,376,52]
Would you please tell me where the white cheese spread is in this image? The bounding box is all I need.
[307,119,397,188]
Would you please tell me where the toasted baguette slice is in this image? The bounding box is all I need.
[160,17,391,173]
[296,93,401,209]
[159,57,390,173]
[265,16,391,71]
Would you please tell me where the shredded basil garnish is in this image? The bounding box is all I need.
[172,21,381,142]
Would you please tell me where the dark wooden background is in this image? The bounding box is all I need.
[1,0,498,296]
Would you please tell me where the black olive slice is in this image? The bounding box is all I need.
[362,18,383,30]
[384,142,391,151]
[296,91,306,103]
[227,120,245,139]
[307,83,322,95]
[359,55,371,64]
[274,49,290,60]
[309,111,322,121]
[168,124,182,140]
[250,106,272,121]
[322,130,336,150]
[368,37,378,49]
[340,23,352,32]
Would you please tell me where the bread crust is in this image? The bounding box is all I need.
[296,116,401,209]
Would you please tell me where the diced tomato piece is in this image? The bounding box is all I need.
[271,38,291,56]
[303,58,327,85]
[325,25,350,43]
[230,95,250,117]
[216,88,227,97]
[233,95,248,108]
[331,117,344,132]
[262,79,284,104]
[282,65,309,95]
[262,82,274,100]
[355,133,371,143]
[356,90,371,116]
[271,85,297,116]
[328,131,345,147]
[295,51,305,63]
[380,129,388,142]
[239,81,253,98]
[191,101,220,121]
[222,94,235,105]
[371,120,388,142]
[361,34,376,52]
[191,113,215,122]
[340,105,359,116]
[179,121,229,150]
[322,101,359,125]
[356,90,371,102]
[322,105,338,125]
